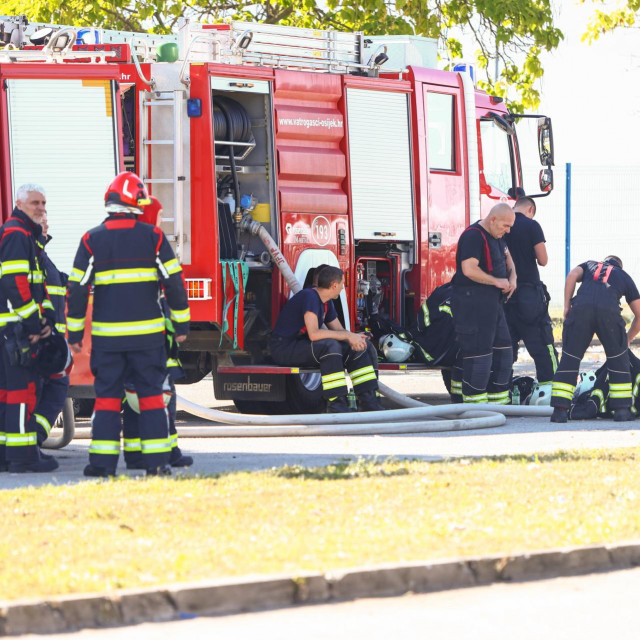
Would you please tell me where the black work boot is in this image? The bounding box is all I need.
[146,464,172,477]
[356,389,385,412]
[9,457,59,473]
[550,407,568,423]
[326,396,354,413]
[614,407,635,422]
[83,464,116,478]
[170,454,194,468]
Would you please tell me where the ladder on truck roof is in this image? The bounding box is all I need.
[1,15,389,75]
[177,19,373,74]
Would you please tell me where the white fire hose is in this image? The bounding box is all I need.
[168,219,552,436]
[51,216,553,447]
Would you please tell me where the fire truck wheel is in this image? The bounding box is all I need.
[284,372,326,414]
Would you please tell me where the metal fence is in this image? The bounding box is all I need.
[524,163,640,317]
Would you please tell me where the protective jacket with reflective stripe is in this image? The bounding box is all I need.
[67,213,190,351]
[36,235,68,333]
[0,209,54,335]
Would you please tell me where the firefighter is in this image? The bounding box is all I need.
[269,265,383,413]
[67,172,190,477]
[550,256,640,423]
[32,212,71,450]
[504,197,558,387]
[0,184,58,473]
[569,350,640,420]
[450,203,516,404]
[121,196,193,469]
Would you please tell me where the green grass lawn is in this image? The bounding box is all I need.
[2,449,640,601]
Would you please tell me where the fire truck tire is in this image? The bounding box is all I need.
[284,373,326,414]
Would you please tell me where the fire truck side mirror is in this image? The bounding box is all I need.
[539,168,553,193]
[537,117,554,167]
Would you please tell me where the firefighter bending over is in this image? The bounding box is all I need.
[269,266,383,413]
[67,172,191,477]
[550,256,640,423]
[450,203,516,404]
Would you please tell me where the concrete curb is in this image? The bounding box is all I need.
[2,540,640,635]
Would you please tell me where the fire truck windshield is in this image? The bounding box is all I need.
[480,119,515,195]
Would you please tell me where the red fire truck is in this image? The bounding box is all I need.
[0,17,554,415]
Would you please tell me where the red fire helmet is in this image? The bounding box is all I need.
[139,195,163,226]
[104,172,151,210]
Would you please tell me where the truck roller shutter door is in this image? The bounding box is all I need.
[6,78,119,273]
[346,88,414,241]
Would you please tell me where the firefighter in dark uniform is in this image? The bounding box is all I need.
[397,281,459,397]
[269,265,382,413]
[67,172,190,477]
[570,350,640,420]
[0,184,58,473]
[121,197,193,469]
[504,197,558,385]
[32,212,71,449]
[451,203,516,404]
[550,256,640,423]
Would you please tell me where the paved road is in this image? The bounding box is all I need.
[3,362,639,490]
[20,566,640,639]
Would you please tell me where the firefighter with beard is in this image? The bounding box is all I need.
[67,172,190,477]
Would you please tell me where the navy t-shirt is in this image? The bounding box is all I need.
[452,221,508,287]
[272,288,338,338]
[575,261,640,305]
[505,212,546,284]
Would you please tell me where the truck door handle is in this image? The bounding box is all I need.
[428,232,442,248]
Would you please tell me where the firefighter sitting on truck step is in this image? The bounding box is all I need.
[67,172,191,477]
[269,265,383,413]
[450,203,516,404]
[550,256,640,423]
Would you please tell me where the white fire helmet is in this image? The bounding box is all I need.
[575,370,598,398]
[125,376,173,414]
[527,382,552,406]
[378,333,414,363]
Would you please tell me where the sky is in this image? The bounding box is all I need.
[536,0,640,166]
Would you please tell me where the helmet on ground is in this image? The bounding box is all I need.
[125,376,172,414]
[104,172,151,210]
[527,382,552,406]
[511,375,535,404]
[378,333,414,363]
[139,195,162,226]
[575,370,598,398]
[34,331,73,378]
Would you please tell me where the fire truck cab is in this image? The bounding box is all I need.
[0,17,555,415]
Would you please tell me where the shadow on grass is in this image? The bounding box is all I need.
[125,448,640,484]
[269,448,640,481]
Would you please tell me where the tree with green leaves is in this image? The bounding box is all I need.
[582,0,640,42]
[0,0,562,110]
